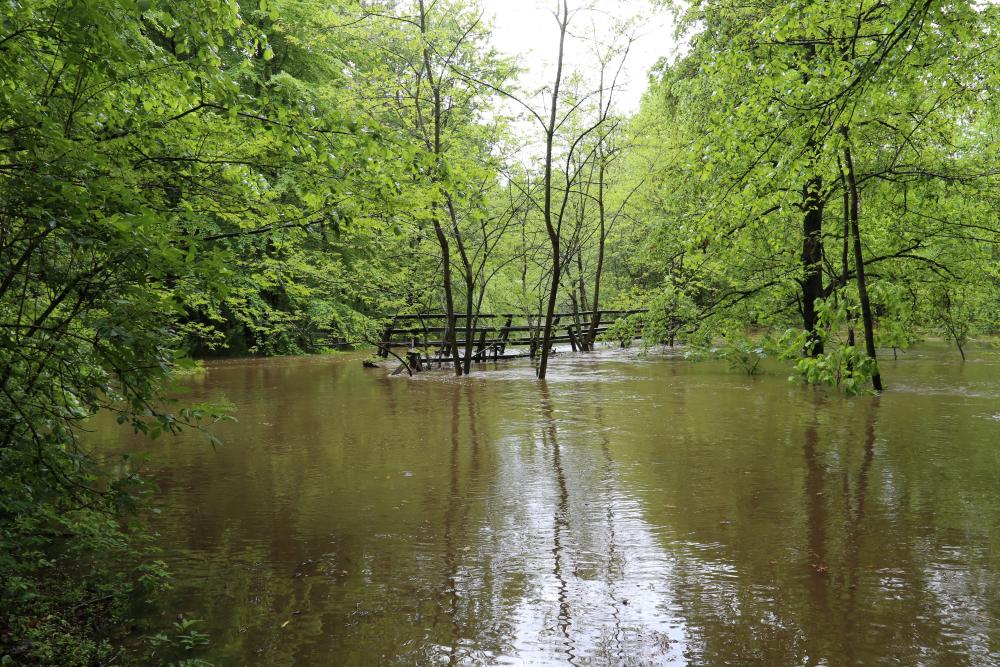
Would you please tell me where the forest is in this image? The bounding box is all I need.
[1,0,998,664]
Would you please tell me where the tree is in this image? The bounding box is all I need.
[338,0,512,375]
[470,0,633,378]
[0,0,424,658]
[631,0,999,390]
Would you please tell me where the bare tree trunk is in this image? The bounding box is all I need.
[841,128,882,391]
[841,174,856,350]
[942,291,966,361]
[587,159,607,352]
[574,254,590,350]
[431,217,461,376]
[537,1,569,380]
[462,275,475,373]
[419,0,462,376]
[444,195,475,374]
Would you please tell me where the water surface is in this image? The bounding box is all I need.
[94,345,1000,665]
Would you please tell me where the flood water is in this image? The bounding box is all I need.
[93,345,1000,665]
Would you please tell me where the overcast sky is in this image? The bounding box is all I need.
[487,0,679,114]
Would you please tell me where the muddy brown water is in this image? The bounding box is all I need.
[93,344,1000,665]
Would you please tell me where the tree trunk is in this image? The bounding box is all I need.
[942,292,966,361]
[841,129,882,391]
[432,217,462,376]
[841,178,856,350]
[802,173,825,356]
[462,276,474,374]
[587,159,607,352]
[537,1,569,380]
[419,0,462,376]
[575,253,590,350]
[445,194,475,375]
[798,42,825,357]
[539,258,560,377]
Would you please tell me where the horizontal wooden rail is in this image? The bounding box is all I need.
[385,309,646,321]
[358,309,649,359]
[413,351,533,363]
[377,329,612,349]
[384,320,632,337]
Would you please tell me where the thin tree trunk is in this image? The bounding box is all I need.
[463,276,474,373]
[445,195,475,375]
[539,260,560,376]
[537,1,569,380]
[587,159,607,352]
[841,129,882,391]
[575,252,590,350]
[432,219,462,375]
[419,0,461,376]
[841,180,856,349]
[943,292,966,361]
[564,262,583,351]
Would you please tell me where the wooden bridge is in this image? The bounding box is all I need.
[376,309,647,366]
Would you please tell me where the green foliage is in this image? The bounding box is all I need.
[767,320,874,395]
[789,343,880,396]
[871,283,923,353]
[622,0,999,391]
[1,0,998,660]
[682,327,773,376]
[0,0,250,659]
[716,337,769,377]
[145,618,212,665]
[600,316,640,349]
[632,284,701,349]
[0,0,524,659]
[0,0,422,661]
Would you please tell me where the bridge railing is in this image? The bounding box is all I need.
[374,309,648,363]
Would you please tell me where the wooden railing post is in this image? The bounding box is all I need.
[474,327,489,362]
[498,315,513,356]
[529,315,538,359]
[378,317,396,357]
[551,315,562,356]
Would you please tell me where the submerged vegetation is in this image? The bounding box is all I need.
[0,0,997,662]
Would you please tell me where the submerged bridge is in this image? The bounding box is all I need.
[376,309,648,366]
